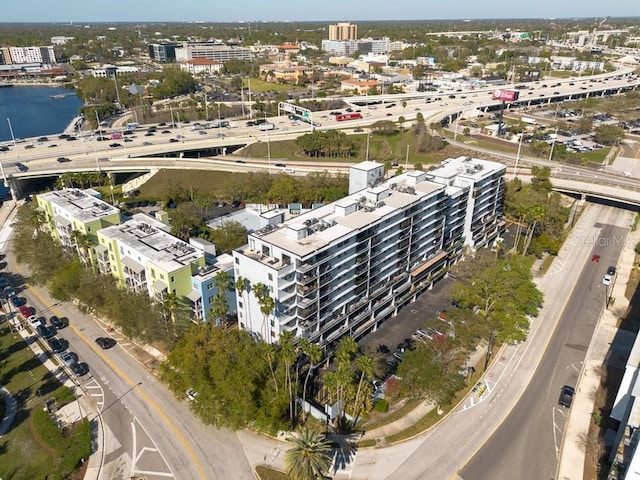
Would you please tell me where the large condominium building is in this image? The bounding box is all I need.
[6,46,56,65]
[36,189,121,255]
[329,22,358,41]
[96,213,206,301]
[233,157,506,347]
[174,43,252,63]
[321,38,399,56]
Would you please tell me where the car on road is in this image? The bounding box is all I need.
[558,385,575,408]
[49,316,67,329]
[591,254,600,262]
[95,337,117,349]
[14,162,28,172]
[283,168,295,174]
[59,351,77,367]
[48,143,58,148]
[27,315,42,328]
[71,362,89,377]
[37,136,49,142]
[36,324,56,339]
[169,138,179,143]
[10,296,26,307]
[602,274,613,286]
[235,160,245,164]
[274,163,286,168]
[56,157,71,163]
[607,266,617,276]
[142,141,153,146]
[47,337,67,354]
[109,143,122,148]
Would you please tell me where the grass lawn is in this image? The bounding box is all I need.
[255,465,289,480]
[579,147,610,164]
[137,169,242,200]
[241,78,305,93]
[0,325,89,480]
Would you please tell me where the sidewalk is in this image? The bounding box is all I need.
[556,222,640,479]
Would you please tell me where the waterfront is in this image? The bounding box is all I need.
[0,85,83,142]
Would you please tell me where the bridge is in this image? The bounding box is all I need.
[1,68,639,206]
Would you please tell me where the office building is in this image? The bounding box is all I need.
[329,22,358,41]
[174,43,252,63]
[232,157,506,347]
[148,43,179,63]
[7,46,56,65]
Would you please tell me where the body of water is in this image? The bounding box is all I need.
[0,85,83,142]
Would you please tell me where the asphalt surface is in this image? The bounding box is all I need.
[459,207,629,480]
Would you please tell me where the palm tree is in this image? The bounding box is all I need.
[353,355,375,421]
[69,230,93,265]
[279,331,297,428]
[300,339,323,423]
[234,275,252,331]
[284,427,333,480]
[210,271,231,325]
[253,282,275,343]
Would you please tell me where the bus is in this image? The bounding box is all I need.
[336,113,363,122]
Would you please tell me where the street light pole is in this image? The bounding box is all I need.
[6,118,17,147]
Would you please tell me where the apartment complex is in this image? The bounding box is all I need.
[329,22,358,41]
[96,213,206,301]
[0,46,56,65]
[36,190,234,323]
[233,157,506,347]
[36,189,121,255]
[321,38,400,56]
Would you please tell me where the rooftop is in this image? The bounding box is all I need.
[99,213,203,273]
[39,188,119,224]
[244,168,446,258]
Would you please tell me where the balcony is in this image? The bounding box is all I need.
[297,272,318,285]
[298,305,318,319]
[298,294,317,309]
[296,261,317,274]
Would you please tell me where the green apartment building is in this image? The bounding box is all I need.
[36,188,121,261]
[96,213,205,300]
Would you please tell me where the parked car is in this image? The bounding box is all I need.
[58,351,77,367]
[27,315,42,328]
[47,337,67,354]
[10,296,26,307]
[14,162,28,172]
[95,337,117,349]
[49,316,67,329]
[18,305,32,317]
[56,157,71,163]
[607,266,617,276]
[36,324,55,339]
[71,362,89,377]
[558,385,575,408]
[3,285,16,297]
[602,275,613,286]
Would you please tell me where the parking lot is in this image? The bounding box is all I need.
[358,276,456,364]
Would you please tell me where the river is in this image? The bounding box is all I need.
[0,85,83,142]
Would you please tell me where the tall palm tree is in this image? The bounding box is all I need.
[234,275,251,331]
[210,270,231,325]
[284,427,333,480]
[300,339,323,423]
[253,282,275,343]
[353,355,375,420]
[279,331,297,428]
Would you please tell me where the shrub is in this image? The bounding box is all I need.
[374,398,389,413]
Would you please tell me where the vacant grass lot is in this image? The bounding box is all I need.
[0,324,89,480]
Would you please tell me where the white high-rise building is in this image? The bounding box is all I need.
[233,157,506,348]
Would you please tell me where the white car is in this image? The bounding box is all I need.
[27,315,42,328]
[602,275,613,286]
[283,168,295,174]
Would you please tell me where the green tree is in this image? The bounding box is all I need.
[299,339,323,423]
[353,355,375,420]
[234,275,252,331]
[284,428,333,480]
[205,220,248,254]
[253,282,275,343]
[594,124,624,146]
[209,270,231,326]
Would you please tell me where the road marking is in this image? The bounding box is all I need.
[21,277,206,479]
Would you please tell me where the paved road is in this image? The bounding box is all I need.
[338,203,629,480]
[459,206,630,480]
[3,223,255,480]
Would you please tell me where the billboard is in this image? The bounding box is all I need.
[492,89,519,102]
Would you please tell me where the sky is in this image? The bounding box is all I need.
[2,0,638,23]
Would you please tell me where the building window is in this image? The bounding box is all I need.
[235,257,240,264]
[172,289,176,295]
[170,276,175,283]
[240,322,245,329]
[208,296,214,303]
[268,273,273,281]
[207,283,214,290]
[270,319,275,327]
[282,254,291,265]
[262,245,270,257]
